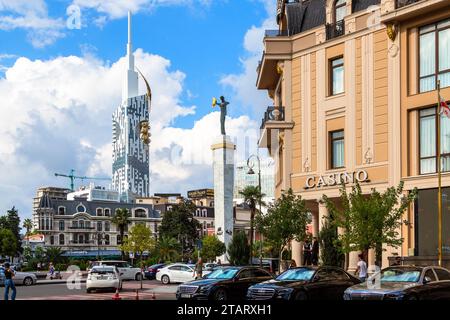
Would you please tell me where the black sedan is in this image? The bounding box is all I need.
[247,266,360,301]
[144,263,166,280]
[344,265,450,300]
[176,266,274,301]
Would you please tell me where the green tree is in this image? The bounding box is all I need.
[158,199,201,259]
[155,236,180,262]
[200,235,226,262]
[1,207,22,255]
[35,246,45,263]
[0,228,17,259]
[23,218,33,236]
[111,208,131,260]
[227,231,250,266]
[255,188,311,261]
[319,216,345,267]
[323,181,418,266]
[239,186,265,264]
[120,224,155,288]
[45,247,64,265]
[23,246,33,262]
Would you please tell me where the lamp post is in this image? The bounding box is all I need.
[247,154,263,267]
[95,232,106,261]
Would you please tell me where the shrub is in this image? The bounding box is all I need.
[227,231,250,266]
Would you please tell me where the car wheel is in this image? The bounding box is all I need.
[161,275,170,285]
[135,273,142,281]
[213,288,228,301]
[23,277,34,286]
[294,291,308,301]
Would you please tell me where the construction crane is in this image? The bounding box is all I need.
[54,169,111,191]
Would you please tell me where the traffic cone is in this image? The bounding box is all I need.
[151,291,156,300]
[135,289,139,300]
[112,288,121,300]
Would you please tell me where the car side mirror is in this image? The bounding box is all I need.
[423,276,432,284]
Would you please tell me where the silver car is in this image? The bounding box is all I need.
[0,267,38,286]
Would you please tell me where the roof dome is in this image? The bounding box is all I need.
[38,193,52,209]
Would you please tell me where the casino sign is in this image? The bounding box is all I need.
[304,170,369,189]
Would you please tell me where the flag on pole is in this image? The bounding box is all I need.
[439,93,450,118]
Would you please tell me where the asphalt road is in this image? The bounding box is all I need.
[2,280,178,300]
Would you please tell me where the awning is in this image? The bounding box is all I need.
[62,250,122,257]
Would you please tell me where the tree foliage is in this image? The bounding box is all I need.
[111,208,131,260]
[155,236,180,262]
[120,224,155,266]
[319,216,345,267]
[323,181,417,266]
[0,228,17,258]
[201,235,226,262]
[45,246,65,264]
[227,231,250,266]
[239,185,266,263]
[0,207,22,255]
[23,218,33,236]
[158,199,201,259]
[255,188,311,258]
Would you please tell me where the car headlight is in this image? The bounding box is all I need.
[198,285,213,294]
[383,293,405,300]
[276,288,294,299]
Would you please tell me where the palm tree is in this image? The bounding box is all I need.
[156,236,180,262]
[111,208,131,260]
[45,247,64,265]
[239,185,265,264]
[23,218,33,236]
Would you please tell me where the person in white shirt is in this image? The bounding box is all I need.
[355,254,368,282]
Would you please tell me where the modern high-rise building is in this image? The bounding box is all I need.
[112,11,150,202]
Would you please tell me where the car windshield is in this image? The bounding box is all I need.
[204,268,239,279]
[380,269,421,282]
[276,268,315,281]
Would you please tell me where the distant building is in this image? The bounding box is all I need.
[32,187,71,230]
[233,158,276,209]
[32,188,161,259]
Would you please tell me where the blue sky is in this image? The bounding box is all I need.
[0,0,275,220]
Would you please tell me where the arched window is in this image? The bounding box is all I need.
[96,208,103,216]
[135,208,147,218]
[196,208,201,217]
[104,208,111,216]
[78,234,84,244]
[105,234,110,245]
[59,234,65,245]
[334,0,346,22]
[202,209,207,217]
[58,206,66,215]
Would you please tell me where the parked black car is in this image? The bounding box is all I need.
[247,266,360,301]
[344,265,450,300]
[144,263,166,280]
[176,266,274,301]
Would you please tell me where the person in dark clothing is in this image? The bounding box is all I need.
[311,237,319,266]
[3,263,16,300]
[303,240,312,266]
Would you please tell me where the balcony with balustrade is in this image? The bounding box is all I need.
[258,106,294,149]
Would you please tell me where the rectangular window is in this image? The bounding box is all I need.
[419,18,450,92]
[59,221,65,231]
[97,221,103,232]
[330,130,345,169]
[419,107,450,174]
[330,57,344,95]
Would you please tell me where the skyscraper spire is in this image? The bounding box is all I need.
[122,10,138,101]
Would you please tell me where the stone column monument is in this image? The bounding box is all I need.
[211,96,235,263]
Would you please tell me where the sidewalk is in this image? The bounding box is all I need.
[35,271,88,285]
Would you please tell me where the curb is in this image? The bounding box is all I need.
[36,279,87,285]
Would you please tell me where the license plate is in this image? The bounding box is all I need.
[181,294,192,299]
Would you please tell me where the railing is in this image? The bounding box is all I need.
[261,106,285,129]
[326,20,345,40]
[68,226,96,230]
[265,29,289,37]
[69,240,95,244]
[395,0,421,9]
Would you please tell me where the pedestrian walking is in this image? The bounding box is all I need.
[217,259,221,265]
[3,263,16,300]
[193,258,203,280]
[302,239,312,266]
[311,237,319,266]
[355,254,368,282]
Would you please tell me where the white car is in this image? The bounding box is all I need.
[156,263,213,285]
[86,266,122,293]
[88,261,143,281]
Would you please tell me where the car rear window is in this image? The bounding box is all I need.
[91,267,115,274]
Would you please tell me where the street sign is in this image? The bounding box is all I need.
[197,240,203,250]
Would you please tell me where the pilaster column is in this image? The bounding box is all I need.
[348,251,360,273]
[312,210,320,237]
[318,200,328,232]
[292,240,302,267]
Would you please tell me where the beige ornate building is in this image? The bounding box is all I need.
[257,0,450,269]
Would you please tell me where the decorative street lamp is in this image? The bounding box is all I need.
[247,154,263,267]
[94,232,106,261]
